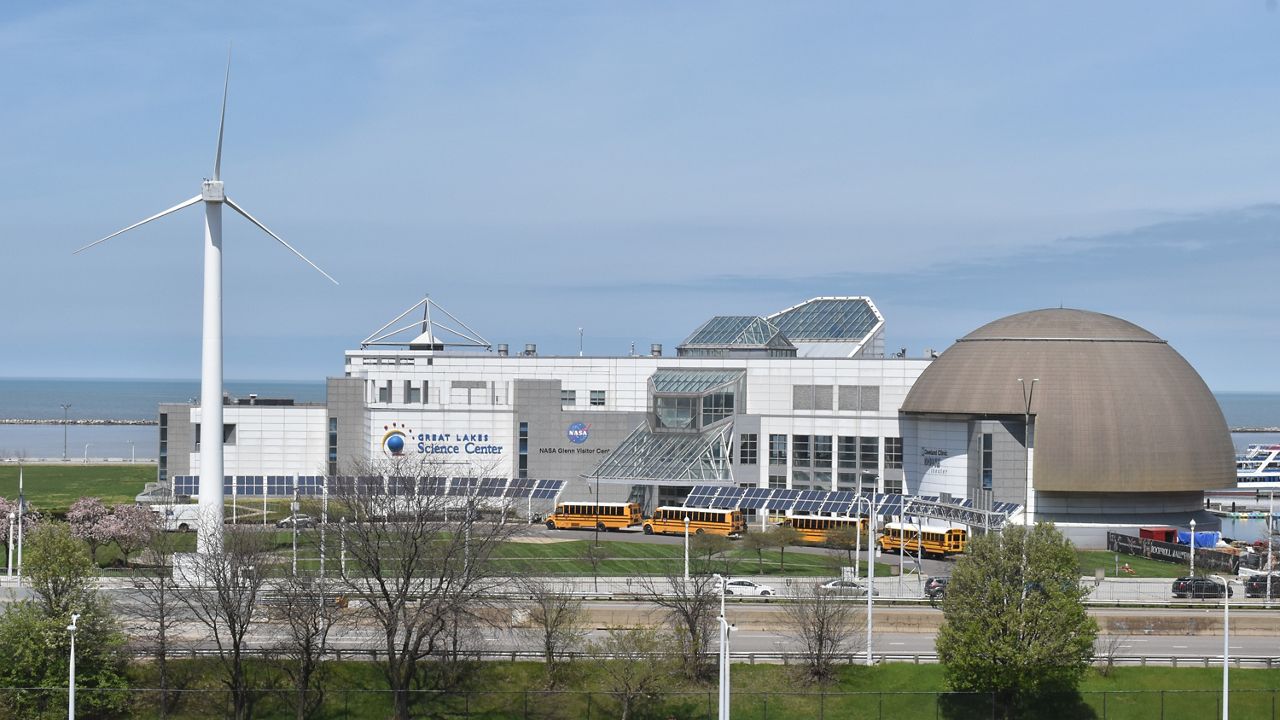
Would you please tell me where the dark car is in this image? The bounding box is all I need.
[1244,575,1280,598]
[1171,576,1232,599]
[924,576,949,600]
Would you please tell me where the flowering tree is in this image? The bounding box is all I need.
[68,497,113,563]
[108,503,158,566]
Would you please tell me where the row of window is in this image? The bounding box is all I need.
[561,390,607,407]
[742,434,902,470]
[793,385,881,412]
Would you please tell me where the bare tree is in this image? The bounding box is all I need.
[124,522,191,718]
[271,569,344,719]
[766,524,801,573]
[690,533,733,576]
[588,626,677,720]
[178,521,277,720]
[333,457,524,720]
[783,586,866,683]
[521,578,587,686]
[639,570,718,680]
[826,524,861,570]
[580,541,611,593]
[741,530,772,574]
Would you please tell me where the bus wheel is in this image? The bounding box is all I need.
[597,522,607,532]
[178,523,190,533]
[643,525,653,535]
[545,521,556,530]
[695,528,705,535]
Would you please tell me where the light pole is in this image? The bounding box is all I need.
[67,612,80,720]
[1190,518,1197,577]
[684,515,691,581]
[592,475,601,548]
[711,573,732,720]
[60,403,71,462]
[1016,378,1038,526]
[1210,574,1233,720]
[127,440,135,464]
[859,495,876,667]
[83,443,91,465]
[16,463,24,583]
[291,482,299,577]
[339,517,347,579]
[6,512,12,578]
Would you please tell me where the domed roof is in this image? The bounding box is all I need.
[901,308,1233,493]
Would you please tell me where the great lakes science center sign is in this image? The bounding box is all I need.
[381,423,503,457]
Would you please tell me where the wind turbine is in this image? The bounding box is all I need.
[76,56,338,556]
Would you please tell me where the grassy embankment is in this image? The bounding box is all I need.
[115,660,1280,719]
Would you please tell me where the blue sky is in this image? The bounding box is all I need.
[2,2,1279,390]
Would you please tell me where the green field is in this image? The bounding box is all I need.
[1077,550,1187,579]
[0,463,156,511]
[106,659,1280,719]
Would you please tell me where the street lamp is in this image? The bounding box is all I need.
[1190,519,1197,577]
[1210,574,1234,720]
[6,512,13,578]
[1016,378,1038,526]
[711,573,733,720]
[67,612,80,720]
[83,444,91,465]
[127,440,135,464]
[684,515,691,581]
[60,404,71,462]
[857,495,876,667]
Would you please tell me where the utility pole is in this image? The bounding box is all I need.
[60,404,71,462]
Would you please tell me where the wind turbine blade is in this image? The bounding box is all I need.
[73,195,203,254]
[214,45,232,181]
[224,196,339,285]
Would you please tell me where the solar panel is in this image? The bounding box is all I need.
[710,487,745,509]
[478,478,506,497]
[387,476,416,495]
[766,489,799,510]
[793,490,827,513]
[820,491,854,515]
[739,488,773,510]
[356,476,382,495]
[174,476,198,496]
[298,476,324,496]
[532,479,565,500]
[448,477,478,496]
[504,478,535,498]
[419,477,448,495]
[684,484,720,507]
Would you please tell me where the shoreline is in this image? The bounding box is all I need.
[0,418,156,426]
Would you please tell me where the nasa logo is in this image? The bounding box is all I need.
[566,422,590,444]
[381,422,412,456]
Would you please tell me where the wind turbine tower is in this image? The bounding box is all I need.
[77,56,337,556]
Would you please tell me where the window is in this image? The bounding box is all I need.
[885,437,903,469]
[518,422,529,478]
[791,469,811,491]
[701,391,735,425]
[739,433,758,465]
[982,432,993,491]
[590,390,606,407]
[327,417,338,475]
[836,472,859,491]
[377,382,390,403]
[655,396,696,429]
[859,436,879,469]
[813,435,832,468]
[792,435,811,466]
[792,385,833,411]
[838,385,880,412]
[405,380,421,404]
[561,389,577,407]
[814,470,832,490]
[768,474,786,489]
[838,436,858,469]
[768,434,787,464]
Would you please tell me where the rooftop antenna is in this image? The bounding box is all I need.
[75,47,337,556]
[578,327,584,357]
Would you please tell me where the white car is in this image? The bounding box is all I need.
[818,579,878,597]
[718,579,776,596]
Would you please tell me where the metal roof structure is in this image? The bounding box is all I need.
[680,484,1021,529]
[360,295,492,351]
[767,297,881,342]
[679,316,793,351]
[589,423,734,485]
[649,369,744,395]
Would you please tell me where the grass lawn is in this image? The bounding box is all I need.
[0,463,156,512]
[1077,550,1187,579]
[111,659,1280,719]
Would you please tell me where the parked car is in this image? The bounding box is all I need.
[1171,576,1232,599]
[1244,575,1280,598]
[817,579,877,597]
[276,513,315,529]
[924,576,950,600]
[716,579,776,596]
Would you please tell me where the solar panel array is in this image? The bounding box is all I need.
[681,484,1019,524]
[172,476,565,501]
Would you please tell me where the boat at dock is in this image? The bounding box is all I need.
[1237,444,1280,490]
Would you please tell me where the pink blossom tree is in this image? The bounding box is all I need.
[68,497,112,564]
[108,503,158,566]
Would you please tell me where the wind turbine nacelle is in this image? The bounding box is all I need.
[201,180,225,203]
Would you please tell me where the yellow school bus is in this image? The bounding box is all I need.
[643,506,746,537]
[785,514,865,545]
[546,502,643,531]
[878,522,967,557]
